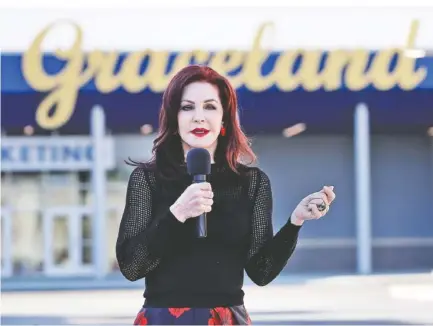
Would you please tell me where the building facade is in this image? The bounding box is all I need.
[1,8,433,285]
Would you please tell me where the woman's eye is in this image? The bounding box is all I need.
[181,105,193,111]
[205,104,216,110]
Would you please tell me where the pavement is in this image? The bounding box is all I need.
[1,272,433,325]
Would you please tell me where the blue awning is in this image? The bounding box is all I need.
[1,51,433,135]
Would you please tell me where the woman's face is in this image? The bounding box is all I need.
[177,81,224,161]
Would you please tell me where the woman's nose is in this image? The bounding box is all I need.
[193,109,205,123]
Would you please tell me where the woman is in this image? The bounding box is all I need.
[116,65,336,325]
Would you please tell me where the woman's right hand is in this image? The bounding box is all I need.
[170,182,214,223]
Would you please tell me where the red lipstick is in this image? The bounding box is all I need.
[191,128,210,137]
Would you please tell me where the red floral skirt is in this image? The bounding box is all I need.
[133,305,252,325]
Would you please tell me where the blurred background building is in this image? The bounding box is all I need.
[1,6,433,289]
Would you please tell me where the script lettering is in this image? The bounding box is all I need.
[90,51,123,93]
[21,20,428,130]
[23,22,96,129]
[273,50,324,91]
[242,23,274,91]
[345,50,370,91]
[209,50,245,88]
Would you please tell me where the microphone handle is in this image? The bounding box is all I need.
[193,174,207,238]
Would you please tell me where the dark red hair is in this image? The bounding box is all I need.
[129,65,256,177]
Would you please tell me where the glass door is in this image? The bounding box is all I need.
[43,206,94,276]
[1,207,13,278]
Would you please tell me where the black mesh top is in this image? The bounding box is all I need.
[116,163,302,308]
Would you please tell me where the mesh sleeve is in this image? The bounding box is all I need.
[245,168,302,286]
[116,167,184,281]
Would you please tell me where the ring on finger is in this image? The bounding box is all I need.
[317,200,327,212]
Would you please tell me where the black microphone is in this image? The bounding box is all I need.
[186,148,211,238]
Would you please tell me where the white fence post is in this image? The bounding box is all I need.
[91,105,107,279]
[354,103,372,274]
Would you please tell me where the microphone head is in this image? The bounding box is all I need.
[186,148,211,175]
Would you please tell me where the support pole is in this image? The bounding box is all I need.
[354,103,372,274]
[91,105,107,279]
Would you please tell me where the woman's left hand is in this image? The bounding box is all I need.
[290,186,336,226]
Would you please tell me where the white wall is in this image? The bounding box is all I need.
[1,7,433,51]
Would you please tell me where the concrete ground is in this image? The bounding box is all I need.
[2,273,433,325]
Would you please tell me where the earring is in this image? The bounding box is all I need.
[220,126,226,136]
